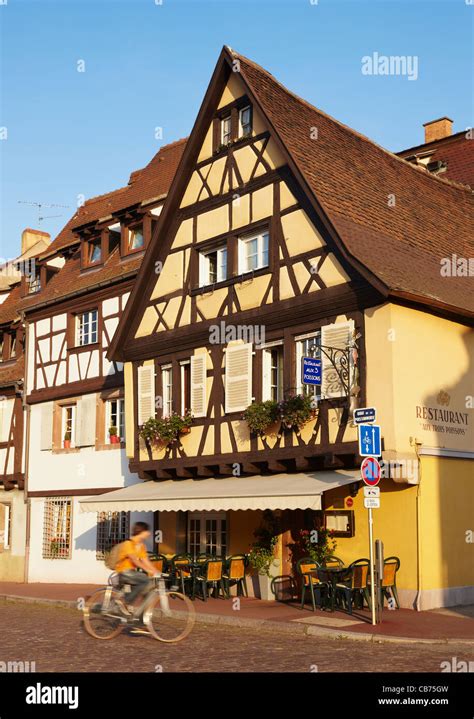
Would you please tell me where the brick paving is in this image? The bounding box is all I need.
[0,600,472,673]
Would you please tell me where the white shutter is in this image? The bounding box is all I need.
[321,320,354,398]
[76,394,96,447]
[262,349,272,401]
[138,365,155,425]
[40,402,53,450]
[190,354,207,418]
[225,343,252,413]
[0,401,5,443]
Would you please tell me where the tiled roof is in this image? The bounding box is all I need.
[235,51,474,315]
[0,355,24,387]
[397,133,474,188]
[43,138,187,257]
[0,284,22,326]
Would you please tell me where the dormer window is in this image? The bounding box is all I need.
[238,105,252,137]
[27,272,41,294]
[128,225,144,252]
[221,115,232,146]
[88,239,102,265]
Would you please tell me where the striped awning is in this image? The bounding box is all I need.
[79,470,358,513]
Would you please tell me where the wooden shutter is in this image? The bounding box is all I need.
[321,320,354,398]
[40,402,54,450]
[190,354,207,418]
[76,394,96,447]
[137,365,155,425]
[225,343,252,413]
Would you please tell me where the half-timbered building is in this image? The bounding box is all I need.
[20,141,184,582]
[0,229,51,581]
[93,48,474,609]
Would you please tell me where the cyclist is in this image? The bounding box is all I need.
[115,521,160,612]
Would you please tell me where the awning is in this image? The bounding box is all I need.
[79,470,358,513]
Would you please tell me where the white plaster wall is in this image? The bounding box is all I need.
[28,498,153,584]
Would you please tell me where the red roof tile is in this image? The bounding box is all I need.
[398,132,474,188]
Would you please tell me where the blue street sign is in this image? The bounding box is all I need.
[302,356,322,386]
[358,424,381,457]
[354,407,376,424]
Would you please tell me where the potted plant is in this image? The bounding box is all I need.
[139,412,193,446]
[298,527,337,565]
[63,431,71,449]
[248,511,280,601]
[108,425,120,444]
[279,394,314,429]
[242,400,279,434]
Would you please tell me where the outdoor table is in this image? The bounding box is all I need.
[316,566,348,612]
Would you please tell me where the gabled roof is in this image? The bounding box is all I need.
[109,46,474,360]
[397,131,474,188]
[42,138,187,258]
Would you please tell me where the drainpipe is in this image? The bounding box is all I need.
[412,438,423,611]
[20,310,31,584]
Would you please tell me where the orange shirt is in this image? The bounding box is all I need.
[115,540,148,573]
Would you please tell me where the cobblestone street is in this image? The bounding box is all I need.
[0,601,471,674]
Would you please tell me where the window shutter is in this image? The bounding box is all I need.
[262,350,272,401]
[76,394,96,447]
[225,343,252,413]
[190,354,207,418]
[137,365,155,425]
[321,320,354,398]
[40,402,54,450]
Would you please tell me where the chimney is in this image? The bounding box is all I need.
[21,228,51,256]
[423,117,453,144]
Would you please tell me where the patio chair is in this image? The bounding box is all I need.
[194,559,227,601]
[222,554,248,597]
[296,558,329,611]
[271,575,298,603]
[335,558,371,614]
[380,556,401,609]
[148,553,169,576]
[323,555,344,568]
[171,553,193,595]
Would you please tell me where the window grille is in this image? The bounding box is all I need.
[42,498,72,559]
[96,511,129,560]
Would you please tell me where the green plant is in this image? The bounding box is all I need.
[279,394,315,429]
[108,425,117,437]
[64,431,71,441]
[242,400,279,434]
[248,510,280,576]
[139,411,193,445]
[298,528,337,564]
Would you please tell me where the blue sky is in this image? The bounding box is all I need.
[1,0,472,259]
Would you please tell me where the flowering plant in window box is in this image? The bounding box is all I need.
[278,394,315,429]
[50,537,68,558]
[109,425,120,444]
[139,411,193,446]
[243,400,279,434]
[63,431,71,449]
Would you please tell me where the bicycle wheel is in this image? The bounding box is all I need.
[143,590,195,643]
[83,588,126,640]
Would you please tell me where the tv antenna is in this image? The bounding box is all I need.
[18,200,70,226]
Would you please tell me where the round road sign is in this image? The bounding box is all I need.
[360,457,381,487]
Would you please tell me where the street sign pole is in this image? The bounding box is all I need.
[368,507,376,625]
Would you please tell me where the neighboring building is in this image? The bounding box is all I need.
[88,47,474,610]
[0,229,51,581]
[20,141,184,583]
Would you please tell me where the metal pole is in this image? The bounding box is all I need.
[368,507,376,625]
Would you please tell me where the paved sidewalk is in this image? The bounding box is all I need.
[0,581,473,644]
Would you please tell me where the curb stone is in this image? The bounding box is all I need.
[1,594,472,646]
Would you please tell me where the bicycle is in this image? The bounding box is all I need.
[83,572,195,643]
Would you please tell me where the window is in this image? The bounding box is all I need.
[296,332,321,401]
[42,498,72,559]
[180,361,191,415]
[238,231,269,273]
[76,309,98,346]
[0,334,3,362]
[187,512,227,559]
[0,503,11,551]
[62,404,76,446]
[238,105,252,137]
[96,511,129,560]
[9,333,16,358]
[221,115,232,145]
[128,225,144,252]
[88,239,102,265]
[263,346,283,402]
[106,398,125,443]
[162,365,173,417]
[27,272,41,294]
[199,245,227,287]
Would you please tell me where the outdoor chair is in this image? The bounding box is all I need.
[194,559,227,601]
[222,554,248,597]
[323,555,344,568]
[148,553,169,576]
[380,556,401,609]
[171,553,193,595]
[271,575,298,603]
[335,558,371,614]
[296,557,329,611]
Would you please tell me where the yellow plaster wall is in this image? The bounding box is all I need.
[196,205,229,243]
[281,209,325,256]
